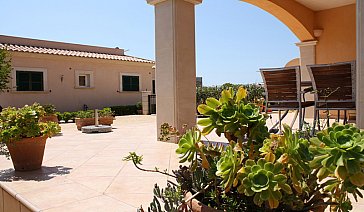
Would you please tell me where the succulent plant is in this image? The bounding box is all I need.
[197,86,268,149]
[310,123,364,186]
[216,144,242,192]
[261,124,312,193]
[237,158,292,209]
[175,128,210,170]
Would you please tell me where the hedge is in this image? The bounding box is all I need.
[110,105,138,116]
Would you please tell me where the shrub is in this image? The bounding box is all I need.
[75,110,94,119]
[62,112,77,122]
[110,105,138,116]
[0,47,12,92]
[75,108,114,118]
[196,83,265,113]
[136,102,142,110]
[42,104,57,115]
[98,107,114,117]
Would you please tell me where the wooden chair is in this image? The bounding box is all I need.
[260,66,314,132]
[307,61,356,133]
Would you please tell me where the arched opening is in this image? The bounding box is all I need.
[242,0,315,42]
[195,0,302,85]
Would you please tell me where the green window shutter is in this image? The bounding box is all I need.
[31,72,44,91]
[16,71,30,91]
[122,75,139,91]
[16,71,44,91]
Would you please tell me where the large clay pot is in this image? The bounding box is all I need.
[75,118,95,130]
[184,192,222,212]
[75,116,114,130]
[39,114,59,123]
[6,136,47,171]
[99,116,114,125]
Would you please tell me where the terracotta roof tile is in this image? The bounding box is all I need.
[0,43,154,64]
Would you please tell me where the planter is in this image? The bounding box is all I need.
[6,136,47,171]
[39,114,59,123]
[184,192,222,212]
[99,116,114,125]
[75,118,94,130]
[75,116,114,130]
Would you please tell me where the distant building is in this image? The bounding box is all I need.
[0,35,155,112]
[196,77,202,88]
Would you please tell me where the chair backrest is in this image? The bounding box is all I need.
[307,61,356,102]
[260,66,301,103]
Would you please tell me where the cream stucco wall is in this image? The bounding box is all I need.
[0,52,155,112]
[315,4,356,64]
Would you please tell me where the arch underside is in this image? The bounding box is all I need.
[241,0,315,42]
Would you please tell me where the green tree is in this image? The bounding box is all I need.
[0,47,12,92]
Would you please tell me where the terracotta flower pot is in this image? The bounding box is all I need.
[75,118,94,130]
[39,114,59,123]
[99,116,114,125]
[6,136,47,171]
[183,192,222,212]
[75,116,114,130]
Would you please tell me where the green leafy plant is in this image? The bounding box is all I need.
[75,110,94,118]
[57,111,77,122]
[197,86,268,158]
[196,83,265,109]
[309,123,364,210]
[136,102,143,110]
[0,103,61,157]
[159,123,180,142]
[0,47,12,92]
[260,125,312,194]
[216,143,242,192]
[98,107,114,117]
[145,183,183,212]
[110,105,138,116]
[75,108,113,119]
[176,128,209,170]
[310,123,364,183]
[42,104,57,115]
[237,158,292,209]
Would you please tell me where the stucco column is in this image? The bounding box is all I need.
[357,0,364,128]
[296,41,317,81]
[141,91,152,115]
[147,0,201,140]
[296,41,317,119]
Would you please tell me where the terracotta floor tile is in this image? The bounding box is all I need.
[43,195,136,212]
[19,182,100,210]
[67,176,115,193]
[106,176,167,195]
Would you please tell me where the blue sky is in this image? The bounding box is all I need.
[0,0,299,86]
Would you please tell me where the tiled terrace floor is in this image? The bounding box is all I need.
[0,115,177,211]
[0,114,364,211]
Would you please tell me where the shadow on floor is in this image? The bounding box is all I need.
[0,166,72,182]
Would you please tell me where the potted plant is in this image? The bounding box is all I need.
[75,108,114,130]
[136,102,143,115]
[0,103,61,171]
[75,110,94,130]
[98,107,114,125]
[40,104,59,123]
[126,87,364,212]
